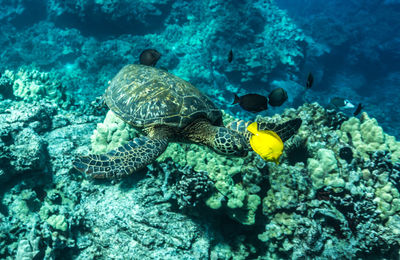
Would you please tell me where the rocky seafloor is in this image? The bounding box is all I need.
[0,67,400,259]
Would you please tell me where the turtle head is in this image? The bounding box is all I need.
[212,127,248,157]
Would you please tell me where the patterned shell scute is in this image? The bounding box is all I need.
[104,64,222,128]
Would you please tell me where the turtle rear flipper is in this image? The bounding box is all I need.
[73,136,168,179]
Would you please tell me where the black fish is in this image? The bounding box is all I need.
[228,50,233,63]
[353,103,363,116]
[233,93,268,113]
[306,72,314,89]
[339,147,353,164]
[268,88,288,107]
[139,49,161,66]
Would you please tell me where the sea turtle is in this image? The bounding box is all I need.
[73,64,301,179]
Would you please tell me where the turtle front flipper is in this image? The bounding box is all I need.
[258,118,302,142]
[227,118,302,144]
[73,136,168,179]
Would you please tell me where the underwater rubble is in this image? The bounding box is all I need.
[0,68,399,259]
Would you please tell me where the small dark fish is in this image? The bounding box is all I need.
[353,103,363,116]
[139,49,161,67]
[228,50,233,63]
[339,147,353,164]
[233,93,268,113]
[268,88,288,107]
[306,72,314,89]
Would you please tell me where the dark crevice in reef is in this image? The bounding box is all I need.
[208,212,269,258]
[52,3,172,40]
[9,0,47,30]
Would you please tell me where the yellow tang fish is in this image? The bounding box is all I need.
[247,122,284,164]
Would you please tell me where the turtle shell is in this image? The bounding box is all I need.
[104,64,222,129]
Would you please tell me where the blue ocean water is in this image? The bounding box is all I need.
[0,0,399,259]
[276,0,400,138]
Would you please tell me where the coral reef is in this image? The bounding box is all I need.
[90,110,140,154]
[0,99,100,258]
[1,92,400,258]
[0,0,399,258]
[47,0,171,23]
[255,103,400,258]
[339,112,400,162]
[158,159,214,209]
[90,110,264,225]
[0,101,55,182]
[1,0,312,108]
[2,67,72,108]
[0,0,398,140]
[86,101,400,258]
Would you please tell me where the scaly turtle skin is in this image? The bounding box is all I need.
[73,64,301,179]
